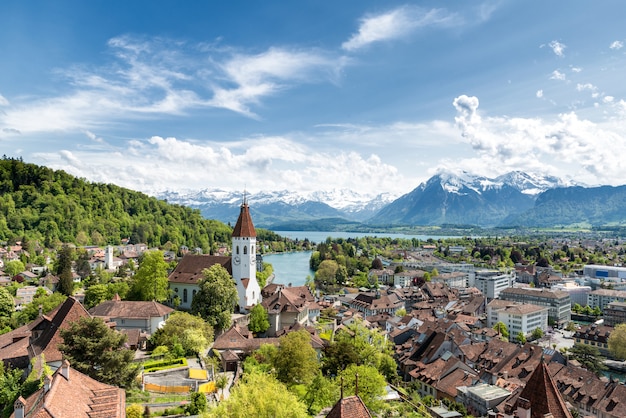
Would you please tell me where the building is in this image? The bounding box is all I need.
[475,271,514,300]
[499,287,571,328]
[487,300,548,337]
[168,197,261,313]
[168,254,231,310]
[456,383,511,417]
[88,296,174,334]
[431,271,469,289]
[587,288,626,310]
[604,301,626,326]
[10,360,125,418]
[552,282,592,307]
[584,264,626,280]
[347,292,404,317]
[502,358,572,418]
[261,284,318,337]
[573,324,612,356]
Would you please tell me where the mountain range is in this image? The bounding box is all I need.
[158,171,626,229]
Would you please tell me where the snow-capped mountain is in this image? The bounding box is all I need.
[158,188,398,226]
[368,171,577,227]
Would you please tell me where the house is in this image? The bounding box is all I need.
[261,284,318,337]
[326,394,372,418]
[347,291,404,317]
[10,359,125,418]
[88,296,174,334]
[572,323,612,356]
[15,285,51,309]
[0,297,90,371]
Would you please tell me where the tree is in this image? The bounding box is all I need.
[337,364,387,412]
[0,286,14,318]
[215,374,229,400]
[323,320,396,380]
[315,260,339,288]
[568,343,607,375]
[185,391,208,415]
[248,304,270,335]
[4,260,25,277]
[191,264,238,331]
[150,312,213,356]
[0,362,22,416]
[531,327,544,341]
[516,331,527,344]
[130,250,169,302]
[57,245,75,296]
[608,323,626,360]
[59,317,139,387]
[273,330,319,386]
[83,284,110,309]
[206,372,308,418]
[303,373,339,416]
[493,321,509,339]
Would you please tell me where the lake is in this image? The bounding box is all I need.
[273,230,454,243]
[263,230,455,287]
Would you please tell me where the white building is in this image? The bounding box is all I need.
[552,282,592,306]
[487,299,548,336]
[475,271,514,300]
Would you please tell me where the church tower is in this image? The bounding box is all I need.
[231,195,261,312]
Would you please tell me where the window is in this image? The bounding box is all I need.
[192,290,197,299]
[244,246,247,255]
[183,289,188,303]
[236,246,240,254]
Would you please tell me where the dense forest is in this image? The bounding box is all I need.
[0,157,232,252]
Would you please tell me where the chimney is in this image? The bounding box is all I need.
[61,359,70,380]
[14,397,26,418]
[43,374,52,392]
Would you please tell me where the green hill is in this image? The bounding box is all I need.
[0,157,232,251]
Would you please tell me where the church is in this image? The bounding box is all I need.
[167,197,262,313]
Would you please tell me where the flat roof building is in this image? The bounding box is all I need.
[499,287,571,328]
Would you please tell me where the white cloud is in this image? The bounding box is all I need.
[570,66,582,73]
[210,47,346,117]
[34,134,407,196]
[548,40,566,57]
[342,6,461,51]
[536,90,544,98]
[0,36,347,136]
[450,94,626,185]
[610,40,624,50]
[550,70,566,81]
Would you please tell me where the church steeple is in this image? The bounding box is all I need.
[232,197,256,238]
[231,192,260,312]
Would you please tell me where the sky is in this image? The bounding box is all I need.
[1,1,626,199]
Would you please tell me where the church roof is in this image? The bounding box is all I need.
[511,358,572,418]
[168,254,232,284]
[232,202,256,238]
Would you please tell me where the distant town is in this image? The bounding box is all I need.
[2,200,626,417]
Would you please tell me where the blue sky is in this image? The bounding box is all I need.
[1,1,626,198]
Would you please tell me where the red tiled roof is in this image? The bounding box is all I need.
[232,202,256,238]
[11,361,125,418]
[88,300,173,320]
[168,254,231,284]
[326,395,372,418]
[513,359,572,418]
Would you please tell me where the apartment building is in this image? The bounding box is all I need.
[499,287,571,328]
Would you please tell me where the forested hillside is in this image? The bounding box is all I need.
[0,157,232,251]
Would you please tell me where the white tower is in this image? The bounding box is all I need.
[231,196,261,312]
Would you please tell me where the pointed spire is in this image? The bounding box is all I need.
[232,191,256,238]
